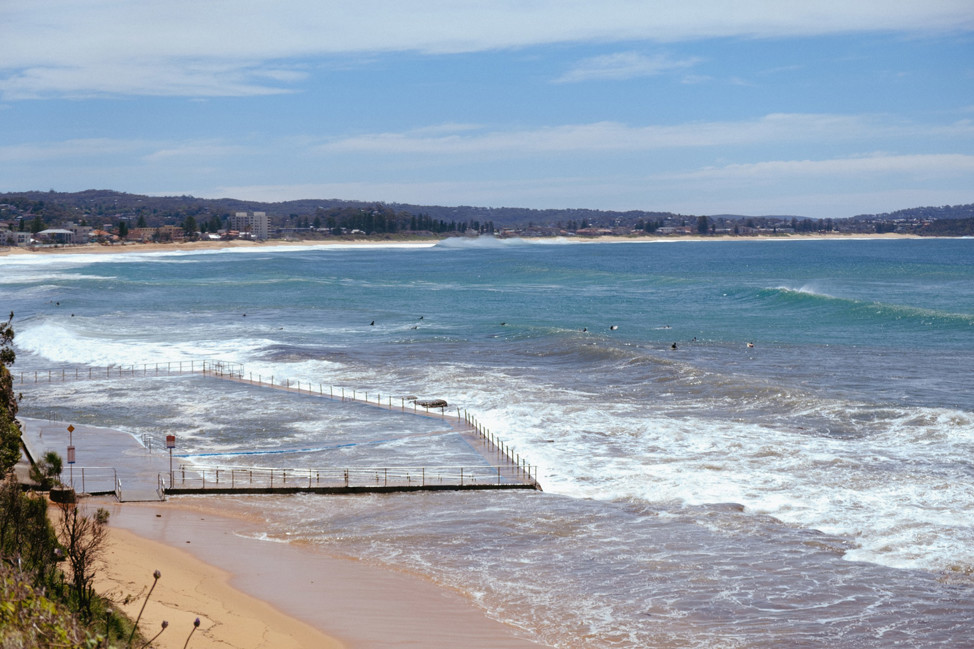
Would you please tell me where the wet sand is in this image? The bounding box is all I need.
[97,498,547,649]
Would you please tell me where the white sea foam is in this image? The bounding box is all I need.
[372,356,974,573]
[434,236,576,249]
[15,320,270,367]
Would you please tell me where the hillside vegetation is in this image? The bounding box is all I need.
[2,190,972,238]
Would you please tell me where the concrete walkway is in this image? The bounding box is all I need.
[18,417,169,501]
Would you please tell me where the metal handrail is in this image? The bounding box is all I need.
[168,463,537,490]
[17,359,541,490]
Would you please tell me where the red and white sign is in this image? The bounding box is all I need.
[166,435,176,449]
[67,446,75,464]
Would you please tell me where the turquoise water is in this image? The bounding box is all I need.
[3,238,973,648]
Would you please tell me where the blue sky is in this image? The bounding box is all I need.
[1,1,973,218]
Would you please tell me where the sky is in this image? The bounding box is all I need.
[1,1,973,219]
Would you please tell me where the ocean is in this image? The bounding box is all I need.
[3,237,973,647]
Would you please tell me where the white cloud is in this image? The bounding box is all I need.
[315,114,970,156]
[0,138,149,162]
[666,153,974,181]
[207,177,635,209]
[142,141,254,162]
[555,52,701,83]
[2,0,972,98]
[0,62,302,100]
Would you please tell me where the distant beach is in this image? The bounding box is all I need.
[0,231,924,258]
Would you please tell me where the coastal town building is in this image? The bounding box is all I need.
[34,228,76,245]
[62,221,92,243]
[125,225,184,242]
[231,211,268,240]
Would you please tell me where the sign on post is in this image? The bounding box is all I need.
[166,435,176,491]
[67,425,76,487]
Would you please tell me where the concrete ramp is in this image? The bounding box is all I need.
[18,417,169,500]
[117,488,165,502]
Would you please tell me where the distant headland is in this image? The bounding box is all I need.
[1,190,972,250]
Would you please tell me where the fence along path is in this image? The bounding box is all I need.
[17,360,541,495]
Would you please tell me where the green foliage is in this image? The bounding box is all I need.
[29,451,63,490]
[57,503,110,622]
[0,312,21,475]
[921,217,974,236]
[696,215,710,235]
[182,215,198,237]
[0,563,138,649]
[0,565,90,649]
[0,480,139,647]
[0,478,60,588]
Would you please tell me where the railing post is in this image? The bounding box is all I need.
[460,467,464,486]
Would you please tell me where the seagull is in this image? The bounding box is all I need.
[610,325,618,331]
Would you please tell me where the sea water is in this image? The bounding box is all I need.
[3,238,973,647]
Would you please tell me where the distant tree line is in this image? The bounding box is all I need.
[314,206,494,235]
[3,191,974,239]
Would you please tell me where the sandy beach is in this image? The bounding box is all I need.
[94,498,547,649]
[0,238,433,257]
[0,231,925,258]
[94,521,344,649]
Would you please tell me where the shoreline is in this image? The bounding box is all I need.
[97,497,547,649]
[0,232,929,258]
[94,519,344,649]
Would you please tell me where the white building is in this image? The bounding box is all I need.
[231,212,269,240]
[62,221,92,243]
